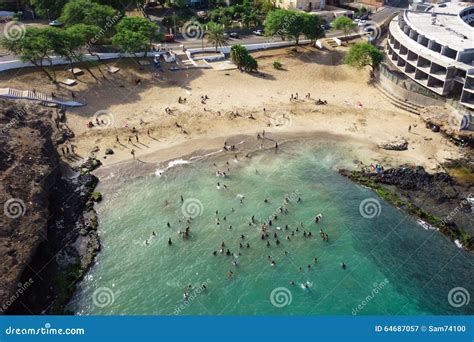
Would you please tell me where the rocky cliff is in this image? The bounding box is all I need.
[0,100,59,313]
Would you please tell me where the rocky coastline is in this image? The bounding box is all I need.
[339,163,473,252]
[0,100,102,314]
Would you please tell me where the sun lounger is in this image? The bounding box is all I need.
[138,60,151,66]
[67,68,83,75]
[60,78,77,86]
[105,66,120,73]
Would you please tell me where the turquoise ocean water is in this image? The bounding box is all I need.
[68,140,473,315]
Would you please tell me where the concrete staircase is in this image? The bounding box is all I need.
[0,88,85,107]
[321,38,339,51]
[375,83,424,115]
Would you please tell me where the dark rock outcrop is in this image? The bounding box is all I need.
[0,100,59,313]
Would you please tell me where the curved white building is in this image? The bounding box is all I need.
[387,1,474,109]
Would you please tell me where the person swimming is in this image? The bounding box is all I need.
[168,238,172,245]
[315,213,323,223]
[342,262,346,269]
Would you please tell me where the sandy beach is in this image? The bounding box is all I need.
[0,45,463,171]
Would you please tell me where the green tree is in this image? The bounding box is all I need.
[302,14,325,45]
[344,42,384,73]
[67,24,104,76]
[230,44,248,69]
[206,22,228,52]
[30,0,67,19]
[264,9,305,45]
[332,16,357,43]
[264,9,293,41]
[60,0,117,28]
[243,54,258,72]
[1,27,57,82]
[66,24,101,53]
[113,16,161,57]
[230,44,258,72]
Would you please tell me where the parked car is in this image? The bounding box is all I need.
[252,29,263,36]
[320,23,331,30]
[364,26,375,36]
[358,20,367,27]
[164,34,174,43]
[229,32,239,39]
[49,20,63,27]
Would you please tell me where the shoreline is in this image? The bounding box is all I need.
[93,130,370,179]
[91,130,472,253]
[2,44,471,314]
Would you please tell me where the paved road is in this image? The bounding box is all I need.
[155,6,399,50]
[0,6,399,63]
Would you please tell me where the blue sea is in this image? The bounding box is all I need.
[68,139,473,315]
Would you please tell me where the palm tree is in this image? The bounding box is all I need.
[206,22,228,52]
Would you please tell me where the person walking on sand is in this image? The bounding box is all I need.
[131,149,135,159]
[135,134,139,143]
[116,135,120,144]
[408,125,411,133]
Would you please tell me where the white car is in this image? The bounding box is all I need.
[253,29,263,36]
[49,20,63,27]
[358,20,367,27]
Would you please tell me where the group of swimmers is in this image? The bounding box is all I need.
[152,148,351,302]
